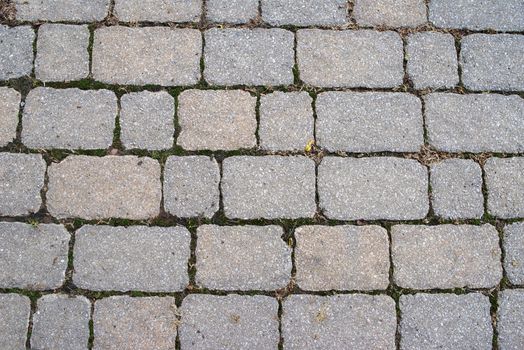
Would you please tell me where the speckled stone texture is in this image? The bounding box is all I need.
[0,25,34,80]
[14,0,110,21]
[0,88,20,147]
[261,0,347,26]
[353,0,427,27]
[498,290,524,350]
[504,223,524,285]
[0,294,30,350]
[207,0,259,24]
[114,0,201,22]
[485,157,524,218]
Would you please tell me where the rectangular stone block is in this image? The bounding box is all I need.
[0,87,20,147]
[498,290,524,350]
[14,0,110,21]
[504,223,524,286]
[0,294,30,350]
[114,0,201,22]
[0,25,34,80]
[391,224,502,289]
[207,0,258,24]
[485,157,524,218]
[353,0,427,27]
[261,0,347,26]
[47,156,161,220]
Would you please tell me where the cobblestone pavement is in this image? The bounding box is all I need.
[0,0,523,349]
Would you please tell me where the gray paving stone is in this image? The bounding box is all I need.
[430,159,484,219]
[391,224,502,289]
[195,225,291,290]
[429,0,524,31]
[485,157,524,219]
[179,294,279,350]
[164,156,220,218]
[207,0,258,24]
[120,91,174,150]
[74,225,190,292]
[47,155,161,220]
[222,156,316,219]
[407,32,459,89]
[22,87,117,150]
[316,92,423,152]
[177,90,256,151]
[261,0,347,26]
[31,294,91,350]
[498,290,524,350]
[283,294,396,350]
[318,157,428,220]
[0,222,69,290]
[204,28,294,86]
[0,25,34,80]
[259,91,314,151]
[504,223,524,285]
[353,0,427,27]
[35,24,90,82]
[461,34,524,91]
[94,296,178,350]
[14,0,110,21]
[114,0,201,22]
[400,293,492,350]
[93,27,201,86]
[0,153,45,216]
[0,87,20,147]
[0,294,30,350]
[425,93,524,153]
[297,29,403,88]
[295,225,390,291]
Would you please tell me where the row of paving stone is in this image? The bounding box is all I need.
[2,24,524,90]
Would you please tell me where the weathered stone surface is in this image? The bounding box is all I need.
[0,222,69,290]
[430,159,484,219]
[222,156,316,219]
[392,224,502,289]
[0,88,20,147]
[22,87,117,149]
[0,153,46,216]
[93,27,201,86]
[74,225,190,292]
[14,0,110,21]
[177,90,257,150]
[195,225,291,290]
[498,290,524,350]
[35,24,90,82]
[353,0,427,27]
[485,157,524,218]
[120,91,174,150]
[400,293,492,350]
[504,223,524,285]
[207,0,258,24]
[0,294,30,350]
[316,92,423,152]
[114,0,201,22]
[31,294,91,350]
[204,28,294,86]
[425,93,524,153]
[0,25,34,80]
[259,91,314,151]
[93,296,178,350]
[179,294,279,350]
[47,156,161,220]
[318,157,428,220]
[297,29,403,88]
[261,0,347,26]
[294,225,390,291]
[461,34,524,91]
[283,294,396,350]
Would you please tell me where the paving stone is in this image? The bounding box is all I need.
[261,0,347,26]
[283,294,396,350]
[114,0,201,22]
[47,155,161,220]
[0,222,69,290]
[0,153,46,216]
[318,157,428,220]
[425,93,524,153]
[195,225,291,290]
[179,294,279,350]
[207,0,258,24]
[31,294,91,350]
[316,92,423,152]
[204,28,294,86]
[498,290,524,350]
[407,32,459,89]
[353,0,427,27]
[0,25,34,80]
[0,294,30,350]
[94,296,178,350]
[0,87,20,147]
[294,225,390,291]
[461,34,524,91]
[120,91,174,150]
[430,159,484,219]
[504,223,524,285]
[391,224,502,289]
[429,0,524,31]
[297,29,403,88]
[177,90,257,150]
[93,27,201,86]
[74,225,190,292]
[222,156,316,219]
[259,91,314,151]
[400,293,492,350]
[22,87,117,150]
[485,157,524,219]
[14,0,110,21]
[35,24,90,82]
